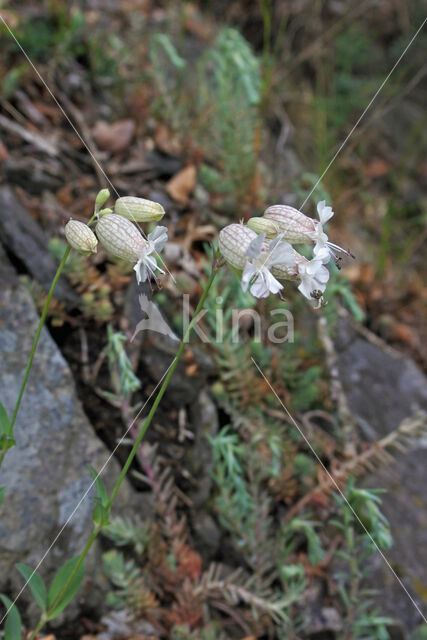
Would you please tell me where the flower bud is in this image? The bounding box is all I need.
[95,188,110,208]
[65,220,98,256]
[96,213,147,263]
[247,216,280,238]
[114,196,165,222]
[218,224,257,272]
[264,204,317,244]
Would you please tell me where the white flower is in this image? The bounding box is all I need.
[134,226,168,284]
[270,245,330,305]
[96,214,168,285]
[313,200,352,261]
[241,233,295,298]
[297,252,330,301]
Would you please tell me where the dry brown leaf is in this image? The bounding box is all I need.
[166,165,197,205]
[364,157,390,178]
[92,119,135,153]
[185,363,199,377]
[154,123,182,156]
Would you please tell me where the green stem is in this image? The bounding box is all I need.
[108,266,218,506]
[28,615,47,640]
[28,531,98,640]
[0,247,71,469]
[30,266,219,638]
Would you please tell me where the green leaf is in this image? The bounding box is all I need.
[0,434,16,452]
[0,403,10,436]
[16,563,47,611]
[92,502,110,529]
[0,595,22,640]
[47,556,85,619]
[89,466,108,506]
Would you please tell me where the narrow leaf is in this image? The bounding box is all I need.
[89,466,108,506]
[0,595,22,640]
[47,556,85,619]
[16,563,47,611]
[0,403,10,436]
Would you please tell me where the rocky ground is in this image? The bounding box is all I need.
[0,2,426,639]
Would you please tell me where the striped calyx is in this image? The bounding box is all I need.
[271,249,306,282]
[264,205,317,244]
[96,214,147,263]
[218,224,257,272]
[65,220,98,256]
[114,196,165,222]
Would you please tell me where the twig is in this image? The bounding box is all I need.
[0,112,58,155]
[284,411,426,521]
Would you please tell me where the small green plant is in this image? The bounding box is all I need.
[148,27,262,208]
[332,477,393,640]
[1,6,126,97]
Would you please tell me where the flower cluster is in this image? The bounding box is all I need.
[219,201,352,305]
[64,190,168,285]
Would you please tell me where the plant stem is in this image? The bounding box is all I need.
[108,266,218,505]
[30,266,219,638]
[10,246,71,432]
[0,246,71,469]
[28,531,98,640]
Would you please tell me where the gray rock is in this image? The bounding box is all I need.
[192,513,221,560]
[0,246,147,626]
[334,318,427,631]
[187,390,219,509]
[0,186,77,306]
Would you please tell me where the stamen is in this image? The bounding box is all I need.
[327,241,355,259]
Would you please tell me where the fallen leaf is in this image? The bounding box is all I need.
[154,123,182,155]
[92,119,135,153]
[185,363,198,377]
[166,165,196,205]
[364,157,390,178]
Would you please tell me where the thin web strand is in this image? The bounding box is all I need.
[0,15,176,284]
[251,356,427,623]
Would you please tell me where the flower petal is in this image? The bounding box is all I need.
[317,200,334,224]
[134,259,148,284]
[267,239,296,267]
[265,270,283,294]
[241,262,257,292]
[298,278,313,299]
[148,225,168,251]
[246,232,265,259]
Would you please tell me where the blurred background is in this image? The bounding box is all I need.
[0,1,426,639]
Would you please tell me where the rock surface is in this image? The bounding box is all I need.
[0,244,147,626]
[0,185,77,306]
[334,318,427,632]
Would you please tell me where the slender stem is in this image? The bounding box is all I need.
[28,615,47,640]
[28,531,98,640]
[10,246,71,433]
[0,247,71,470]
[108,266,218,506]
[2,212,99,470]
[30,267,219,638]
